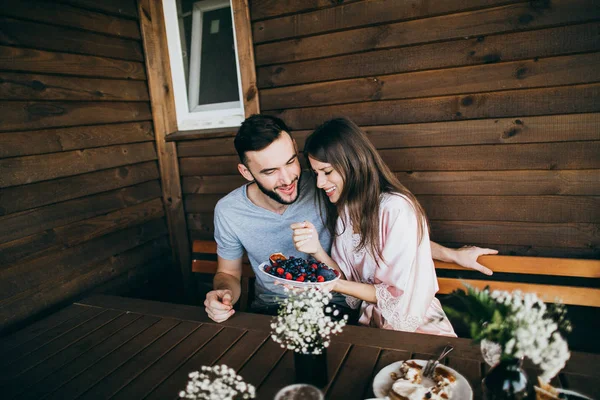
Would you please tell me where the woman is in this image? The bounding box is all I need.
[291,118,455,336]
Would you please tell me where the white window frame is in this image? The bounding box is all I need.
[163,0,245,131]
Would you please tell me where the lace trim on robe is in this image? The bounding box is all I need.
[375,284,422,332]
[345,295,362,310]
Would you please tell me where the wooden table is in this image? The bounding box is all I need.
[1,295,598,400]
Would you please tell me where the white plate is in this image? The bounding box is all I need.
[372,359,473,399]
[257,262,340,289]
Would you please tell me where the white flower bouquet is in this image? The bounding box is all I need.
[443,285,572,381]
[270,287,348,355]
[179,365,256,400]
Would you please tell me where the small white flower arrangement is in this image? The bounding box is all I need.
[270,287,348,355]
[444,285,572,382]
[179,365,256,400]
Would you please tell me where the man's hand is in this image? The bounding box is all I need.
[204,289,235,323]
[453,246,498,276]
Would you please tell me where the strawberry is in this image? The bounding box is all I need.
[317,276,325,282]
[296,276,305,282]
[285,272,292,280]
[276,267,284,275]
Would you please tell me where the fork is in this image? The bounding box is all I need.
[423,345,454,378]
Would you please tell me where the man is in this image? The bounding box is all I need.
[204,115,497,323]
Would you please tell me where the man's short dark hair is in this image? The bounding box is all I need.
[234,114,290,164]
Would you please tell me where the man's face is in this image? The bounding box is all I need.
[241,132,302,204]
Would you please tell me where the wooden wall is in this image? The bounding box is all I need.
[0,0,172,334]
[176,0,599,260]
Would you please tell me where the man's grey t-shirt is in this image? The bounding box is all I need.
[214,171,334,307]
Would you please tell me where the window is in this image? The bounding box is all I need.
[163,0,244,130]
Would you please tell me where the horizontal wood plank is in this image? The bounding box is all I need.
[271,83,600,130]
[261,52,600,109]
[0,142,157,189]
[0,16,143,61]
[0,218,168,304]
[1,121,154,159]
[419,195,600,223]
[0,72,149,101]
[0,198,165,267]
[176,113,600,157]
[438,277,600,306]
[179,141,600,176]
[397,170,600,196]
[0,0,140,39]
[250,0,352,21]
[253,0,520,43]
[17,314,160,399]
[0,162,159,216]
[257,22,600,87]
[180,169,600,196]
[0,180,161,244]
[436,255,600,278]
[430,220,599,248]
[187,217,599,251]
[255,0,600,65]
[0,304,87,355]
[0,45,146,79]
[55,0,138,19]
[0,101,151,133]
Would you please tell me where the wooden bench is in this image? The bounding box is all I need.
[192,240,600,311]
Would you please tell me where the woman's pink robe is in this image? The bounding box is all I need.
[331,193,456,337]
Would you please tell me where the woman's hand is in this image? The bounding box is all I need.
[291,221,323,256]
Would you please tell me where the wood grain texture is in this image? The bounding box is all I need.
[175,114,600,156]
[261,53,600,109]
[0,72,149,101]
[138,0,193,299]
[0,0,141,39]
[1,121,154,159]
[0,17,144,61]
[0,199,165,267]
[250,0,357,21]
[438,277,600,306]
[0,162,159,216]
[0,180,161,244]
[55,0,139,19]
[257,22,600,87]
[0,218,168,305]
[255,0,600,65]
[0,101,151,132]
[181,169,600,196]
[0,45,146,79]
[232,0,260,116]
[179,141,600,176]
[430,220,599,248]
[0,142,157,189]
[253,0,522,43]
[271,83,600,130]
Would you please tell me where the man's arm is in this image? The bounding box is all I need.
[204,256,243,323]
[430,242,498,276]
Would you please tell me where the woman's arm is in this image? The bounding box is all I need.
[332,279,376,303]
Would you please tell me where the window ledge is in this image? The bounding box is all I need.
[166,127,238,142]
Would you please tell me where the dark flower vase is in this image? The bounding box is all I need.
[482,357,528,399]
[294,350,328,388]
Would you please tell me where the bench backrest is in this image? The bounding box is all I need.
[192,240,600,309]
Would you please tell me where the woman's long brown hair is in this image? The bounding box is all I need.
[304,118,428,263]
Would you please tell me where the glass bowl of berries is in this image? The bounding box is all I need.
[258,253,341,288]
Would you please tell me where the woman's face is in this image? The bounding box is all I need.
[308,156,344,204]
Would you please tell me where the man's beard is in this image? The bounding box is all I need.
[253,174,301,205]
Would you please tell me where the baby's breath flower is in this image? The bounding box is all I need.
[179,365,255,399]
[270,287,347,355]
